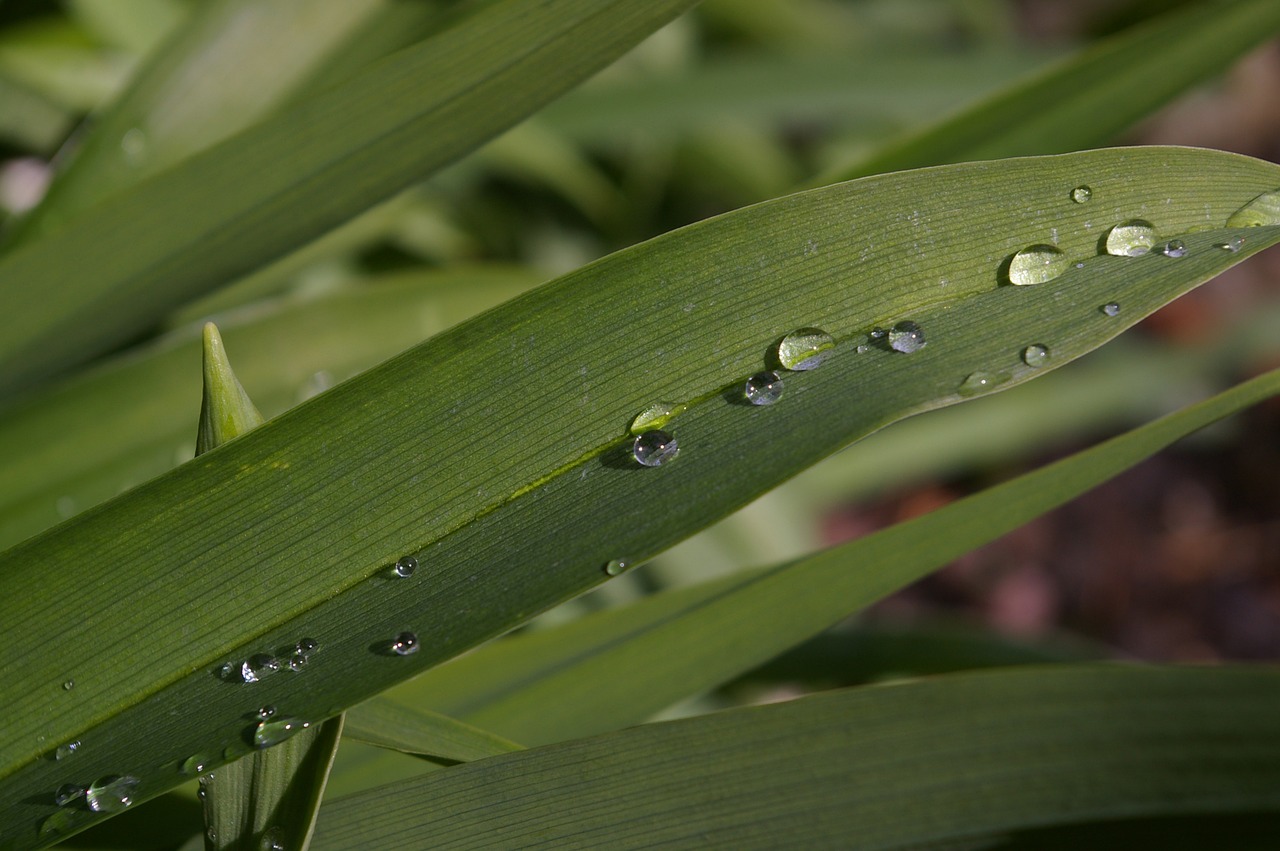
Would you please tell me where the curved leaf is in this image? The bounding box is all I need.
[1,147,1278,845]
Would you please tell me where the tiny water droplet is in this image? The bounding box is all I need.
[1022,344,1050,367]
[181,754,212,776]
[62,679,74,691]
[1160,239,1187,258]
[1225,188,1280,227]
[394,556,417,578]
[1216,236,1244,252]
[630,401,686,434]
[258,705,277,719]
[241,654,280,683]
[743,371,784,406]
[1008,244,1068,286]
[1104,219,1156,256]
[604,559,630,577]
[633,430,679,467]
[53,783,84,806]
[254,717,311,749]
[958,372,1010,396]
[288,653,308,671]
[888,321,926,353]
[1070,185,1093,204]
[391,631,419,656]
[54,740,81,760]
[777,327,835,370]
[1101,302,1121,317]
[261,826,286,851]
[85,774,140,812]
[296,637,317,655]
[855,344,870,354]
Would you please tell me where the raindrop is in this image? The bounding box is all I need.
[630,401,685,435]
[1070,185,1093,204]
[1101,302,1121,317]
[777,327,835,370]
[855,344,870,354]
[181,754,212,776]
[85,774,140,812]
[1160,239,1187,258]
[394,556,417,578]
[295,637,317,656]
[632,430,679,467]
[258,705,277,719]
[241,654,280,683]
[958,372,1010,396]
[254,717,311,749]
[391,631,420,656]
[1008,244,1068,286]
[1225,188,1280,227]
[54,740,81,761]
[1104,219,1156,256]
[1216,237,1244,252]
[288,653,308,672]
[604,559,630,577]
[1022,344,1050,368]
[869,328,887,340]
[744,371,784,406]
[62,680,74,691]
[888,321,926,353]
[261,826,286,851]
[53,783,84,806]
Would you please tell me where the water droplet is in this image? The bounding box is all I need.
[1104,219,1156,256]
[1008,244,1068,286]
[630,401,686,434]
[1101,302,1121,317]
[958,371,1010,396]
[743,371,784,406]
[604,559,630,577]
[394,556,417,578]
[1021,344,1050,367]
[254,716,311,748]
[855,344,870,354]
[296,637,317,655]
[632,430,679,467]
[1225,188,1280,227]
[777,327,835,371]
[181,754,212,776]
[1070,185,1092,204]
[1216,236,1244,252]
[85,774,140,812]
[62,679,74,691]
[261,826,286,851]
[54,740,81,760]
[53,783,84,806]
[40,811,76,840]
[241,654,280,683]
[391,631,419,655]
[288,653,308,671]
[258,705,277,719]
[888,321,926,353]
[1160,239,1187,258]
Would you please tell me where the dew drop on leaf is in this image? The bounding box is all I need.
[1101,302,1121,316]
[744,371,784,406]
[630,401,685,435]
[1008,244,1068,285]
[53,783,84,807]
[1160,239,1187,258]
[85,774,140,812]
[1104,219,1156,256]
[888,321,926,353]
[1225,188,1280,227]
[394,556,417,578]
[391,631,420,656]
[777,327,835,370]
[1070,185,1093,204]
[1022,344,1051,367]
[604,559,630,577]
[958,371,1009,396]
[632,430,679,467]
[253,717,311,749]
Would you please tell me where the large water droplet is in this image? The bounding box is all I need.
[1070,185,1093,204]
[394,556,417,578]
[888,321,926,353]
[1160,239,1187,258]
[958,371,1010,396]
[181,754,212,776]
[391,631,419,656]
[85,774,140,812]
[1008,244,1068,286]
[241,654,280,683]
[777,327,835,370]
[1022,344,1050,368]
[1216,236,1244,252]
[604,559,630,577]
[633,430,679,467]
[744,371,784,406]
[1225,188,1280,227]
[53,783,84,806]
[1104,219,1156,256]
[254,717,311,749]
[630,401,685,435]
[1101,302,1121,317]
[54,740,81,761]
